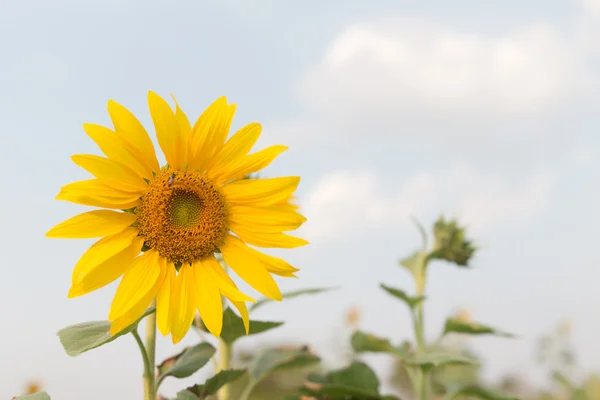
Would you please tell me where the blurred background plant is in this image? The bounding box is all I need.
[17,217,600,400]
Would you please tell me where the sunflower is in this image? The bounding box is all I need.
[47,92,307,343]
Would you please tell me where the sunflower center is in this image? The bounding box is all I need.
[135,168,229,265]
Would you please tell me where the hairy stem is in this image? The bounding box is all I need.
[217,339,232,400]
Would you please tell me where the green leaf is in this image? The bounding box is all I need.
[57,307,155,357]
[175,390,199,400]
[175,369,246,399]
[14,393,51,400]
[407,352,477,371]
[157,342,216,382]
[443,318,515,338]
[399,250,426,276]
[411,216,428,250]
[447,385,519,400]
[195,308,283,344]
[249,287,337,312]
[380,284,425,309]
[202,369,246,394]
[248,348,320,383]
[328,361,380,395]
[351,331,408,358]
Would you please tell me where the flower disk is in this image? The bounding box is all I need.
[135,168,229,265]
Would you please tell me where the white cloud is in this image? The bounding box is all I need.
[298,16,588,133]
[582,0,600,17]
[301,165,554,243]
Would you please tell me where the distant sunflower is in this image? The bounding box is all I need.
[47,92,307,343]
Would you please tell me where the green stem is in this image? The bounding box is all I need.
[132,329,153,400]
[239,381,256,400]
[145,300,157,400]
[413,268,428,400]
[217,338,232,400]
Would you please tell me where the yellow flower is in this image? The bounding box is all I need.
[47,92,307,343]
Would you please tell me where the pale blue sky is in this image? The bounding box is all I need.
[2,0,600,398]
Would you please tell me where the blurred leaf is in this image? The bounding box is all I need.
[443,318,515,338]
[249,287,337,312]
[248,348,320,383]
[175,390,199,400]
[351,331,408,358]
[399,250,426,276]
[446,385,519,400]
[157,342,216,383]
[196,308,283,344]
[411,216,428,250]
[406,352,477,371]
[175,369,246,399]
[301,362,401,399]
[380,284,425,309]
[14,393,51,400]
[552,371,574,390]
[57,307,155,357]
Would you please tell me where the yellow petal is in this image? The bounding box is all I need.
[109,250,163,320]
[253,250,300,277]
[108,99,160,174]
[109,259,165,335]
[192,264,223,337]
[230,300,250,334]
[171,94,192,167]
[189,98,236,171]
[71,154,147,192]
[207,122,261,176]
[148,91,184,169]
[157,258,175,336]
[223,176,300,207]
[221,235,282,300]
[83,123,153,180]
[71,227,140,285]
[170,266,196,344]
[232,226,308,248]
[214,145,288,185]
[68,236,144,298]
[47,210,137,239]
[230,205,306,233]
[199,256,255,303]
[56,180,141,209]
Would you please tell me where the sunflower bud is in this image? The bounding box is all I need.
[430,217,476,267]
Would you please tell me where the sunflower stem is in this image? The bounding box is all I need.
[145,299,157,400]
[217,338,232,400]
[413,265,428,400]
[132,328,154,400]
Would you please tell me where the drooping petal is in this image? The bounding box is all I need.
[71,154,148,192]
[107,99,160,174]
[83,123,153,180]
[109,250,163,320]
[213,145,288,185]
[156,258,175,336]
[46,210,137,239]
[198,257,255,303]
[230,300,250,334]
[148,91,185,169]
[222,177,300,207]
[229,205,306,233]
[206,122,261,176]
[56,179,141,209]
[71,228,140,285]
[221,235,282,300]
[192,263,223,337]
[68,236,144,298]
[253,249,300,277]
[170,266,196,344]
[231,226,308,248]
[109,258,166,335]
